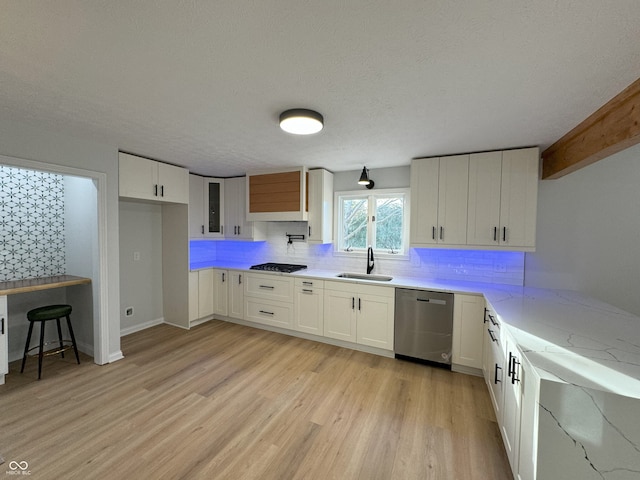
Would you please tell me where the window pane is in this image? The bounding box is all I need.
[342,197,368,249]
[375,196,404,250]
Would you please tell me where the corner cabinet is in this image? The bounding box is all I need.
[119,152,188,204]
[323,281,394,351]
[410,155,469,247]
[467,147,539,250]
[188,175,225,239]
[307,169,333,244]
[246,167,308,221]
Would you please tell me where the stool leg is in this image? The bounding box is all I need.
[38,320,46,380]
[56,318,65,359]
[21,321,35,373]
[66,315,81,365]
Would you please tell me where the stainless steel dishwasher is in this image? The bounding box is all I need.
[394,288,454,367]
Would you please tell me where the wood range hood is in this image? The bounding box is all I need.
[542,77,640,179]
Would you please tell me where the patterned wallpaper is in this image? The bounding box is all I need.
[0,166,66,282]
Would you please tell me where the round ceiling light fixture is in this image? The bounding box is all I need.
[279,109,324,135]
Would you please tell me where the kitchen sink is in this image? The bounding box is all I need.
[336,273,393,282]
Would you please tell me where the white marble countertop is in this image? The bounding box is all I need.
[191,261,640,398]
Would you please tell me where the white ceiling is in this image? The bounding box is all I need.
[1,1,639,177]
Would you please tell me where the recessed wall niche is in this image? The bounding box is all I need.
[0,165,66,281]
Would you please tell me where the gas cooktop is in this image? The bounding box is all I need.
[249,263,308,273]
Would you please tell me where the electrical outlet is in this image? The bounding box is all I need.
[125,307,134,317]
[133,252,140,261]
[494,263,507,273]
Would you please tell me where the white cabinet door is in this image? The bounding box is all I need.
[410,155,469,246]
[307,169,333,244]
[499,148,539,248]
[502,334,523,475]
[294,280,324,336]
[213,269,229,316]
[0,296,8,383]
[516,352,539,480]
[323,287,357,343]
[197,268,214,319]
[189,175,205,238]
[437,154,469,245]
[157,162,188,204]
[204,178,225,238]
[452,294,485,369]
[356,287,394,350]
[467,151,503,246]
[119,153,158,201]
[228,271,244,320]
[188,271,199,323]
[224,177,266,241]
[410,157,440,245]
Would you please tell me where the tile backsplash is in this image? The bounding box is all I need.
[192,222,525,285]
[0,166,66,281]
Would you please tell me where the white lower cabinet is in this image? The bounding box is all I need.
[452,294,485,370]
[502,334,523,474]
[293,278,324,335]
[244,273,294,329]
[228,271,244,320]
[1,296,8,384]
[213,269,229,317]
[323,281,394,351]
[188,268,215,324]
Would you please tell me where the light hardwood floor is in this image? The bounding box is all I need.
[1,320,512,479]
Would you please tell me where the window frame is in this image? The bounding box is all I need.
[333,188,410,258]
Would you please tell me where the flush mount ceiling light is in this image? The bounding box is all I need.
[279,109,324,135]
[358,166,375,189]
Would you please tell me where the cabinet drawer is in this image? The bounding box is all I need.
[295,278,324,289]
[245,273,294,302]
[245,298,293,329]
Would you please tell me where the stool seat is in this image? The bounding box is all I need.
[27,305,73,322]
[21,303,80,379]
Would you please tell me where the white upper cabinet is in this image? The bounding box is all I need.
[119,152,188,204]
[188,175,225,239]
[224,177,266,241]
[189,174,205,238]
[307,169,334,244]
[410,155,469,247]
[467,147,539,250]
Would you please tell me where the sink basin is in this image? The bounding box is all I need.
[336,273,394,282]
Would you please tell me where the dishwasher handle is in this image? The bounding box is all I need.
[416,298,447,305]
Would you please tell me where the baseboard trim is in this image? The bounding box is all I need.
[451,364,483,377]
[120,317,164,337]
[108,350,124,363]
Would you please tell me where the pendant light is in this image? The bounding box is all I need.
[358,167,375,189]
[279,109,324,135]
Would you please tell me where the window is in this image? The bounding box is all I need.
[335,188,409,255]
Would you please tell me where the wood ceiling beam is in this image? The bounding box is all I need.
[542,77,640,179]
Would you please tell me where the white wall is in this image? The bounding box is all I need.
[119,201,164,334]
[0,115,121,362]
[525,143,640,316]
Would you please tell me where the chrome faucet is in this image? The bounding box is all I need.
[367,246,375,274]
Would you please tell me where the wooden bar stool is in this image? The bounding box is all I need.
[20,304,81,380]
